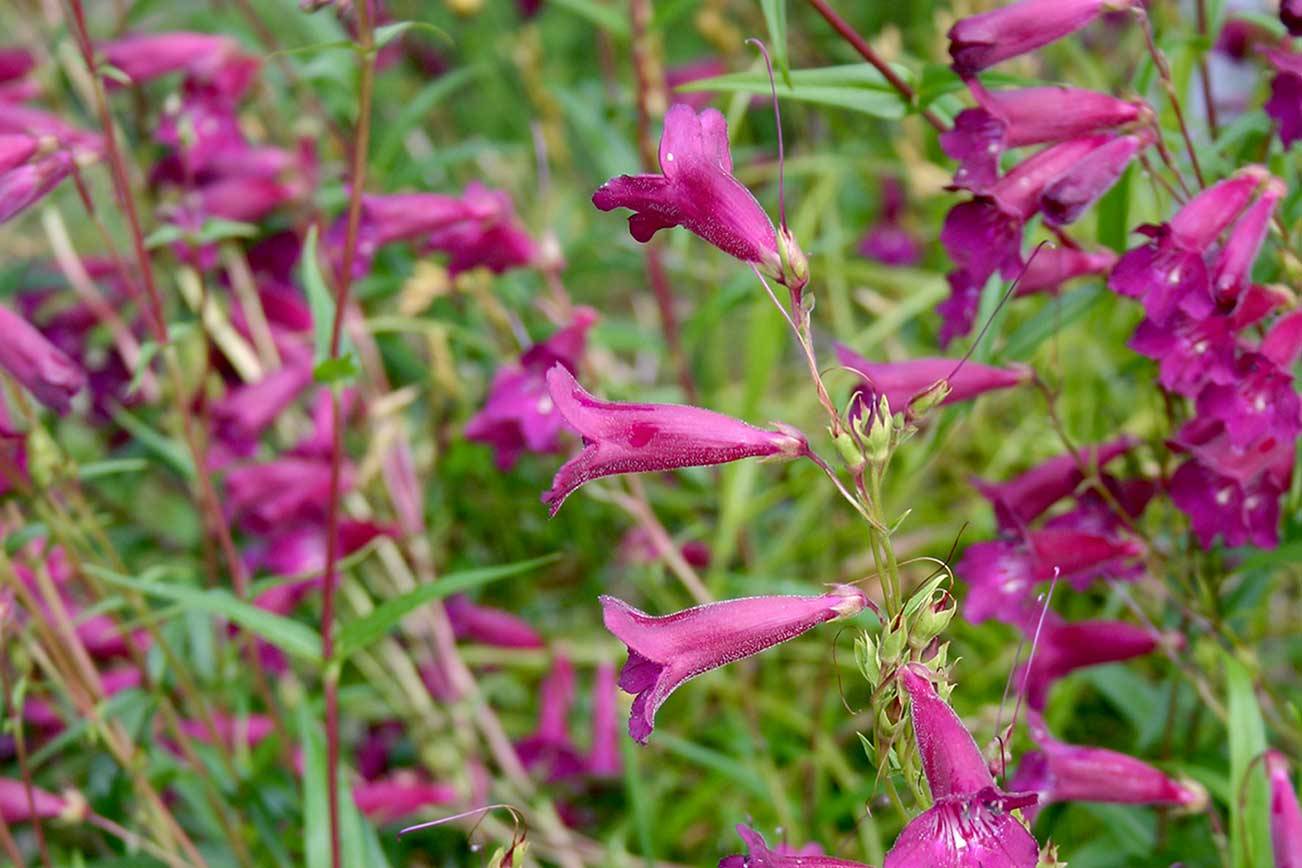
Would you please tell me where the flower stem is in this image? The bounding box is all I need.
[321,4,378,865]
[1135,7,1205,188]
[805,0,948,134]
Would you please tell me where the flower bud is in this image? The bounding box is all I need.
[907,378,952,421]
[778,224,809,292]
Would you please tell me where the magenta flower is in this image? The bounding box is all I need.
[972,436,1136,531]
[0,301,86,413]
[858,177,922,267]
[444,594,543,649]
[835,344,1030,413]
[0,149,75,225]
[1010,715,1205,822]
[178,713,276,750]
[328,190,492,279]
[1012,615,1171,709]
[720,825,869,867]
[948,0,1132,78]
[602,586,867,743]
[352,773,457,823]
[884,665,1039,868]
[942,83,1144,193]
[961,528,1145,624]
[1128,313,1239,398]
[225,457,354,533]
[212,357,314,449]
[542,365,807,516]
[466,308,597,470]
[587,661,622,777]
[0,48,34,87]
[516,656,585,780]
[425,183,539,276]
[1285,0,1302,36]
[1211,177,1285,302]
[593,103,780,274]
[0,778,84,824]
[1268,751,1302,867]
[1040,131,1151,226]
[1196,352,1301,450]
[1109,168,1267,324]
[1168,454,1288,549]
[0,133,37,174]
[99,33,257,99]
[665,58,729,111]
[1015,245,1116,296]
[1267,50,1302,149]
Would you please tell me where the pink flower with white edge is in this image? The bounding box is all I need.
[593,103,781,275]
[602,586,867,744]
[542,365,807,515]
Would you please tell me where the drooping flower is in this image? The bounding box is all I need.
[0,300,86,413]
[466,308,597,470]
[1040,131,1152,226]
[1015,246,1116,297]
[835,344,1031,414]
[593,103,781,275]
[1010,714,1206,822]
[948,0,1133,79]
[0,149,75,225]
[972,436,1137,531]
[602,586,867,743]
[1268,751,1302,867]
[515,656,585,781]
[352,772,457,823]
[942,83,1144,193]
[444,594,544,648]
[1108,167,1268,324]
[960,528,1145,624]
[98,32,258,99]
[0,778,86,824]
[1012,614,1173,709]
[587,661,622,777]
[542,365,807,516]
[720,824,869,867]
[425,182,539,276]
[1266,49,1302,149]
[884,665,1039,867]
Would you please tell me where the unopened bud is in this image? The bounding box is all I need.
[856,634,881,686]
[778,225,809,293]
[907,378,951,421]
[911,594,956,646]
[833,428,865,472]
[879,619,907,662]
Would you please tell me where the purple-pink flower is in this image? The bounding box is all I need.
[948,0,1133,78]
[1268,751,1302,868]
[884,665,1038,867]
[0,300,86,413]
[602,586,867,743]
[542,365,807,516]
[587,661,622,777]
[444,594,544,648]
[1285,0,1302,36]
[1010,714,1206,821]
[1267,49,1302,150]
[972,437,1136,531]
[1012,243,1114,298]
[466,308,597,470]
[593,103,780,274]
[0,149,75,225]
[426,182,539,276]
[0,778,85,824]
[515,656,585,781]
[836,344,1030,414]
[352,772,456,823]
[1012,614,1172,709]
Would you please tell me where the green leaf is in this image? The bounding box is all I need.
[194,218,259,245]
[77,458,149,480]
[110,406,195,480]
[1000,283,1108,362]
[89,565,322,662]
[299,703,331,868]
[680,64,910,119]
[549,0,630,38]
[313,353,359,385]
[143,224,186,250]
[335,554,559,660]
[5,522,48,555]
[1224,653,1270,868]
[300,224,352,365]
[1097,163,1133,253]
[759,0,790,83]
[373,20,448,50]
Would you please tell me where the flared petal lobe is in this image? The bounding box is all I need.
[602,587,867,743]
[542,365,806,515]
[593,104,779,270]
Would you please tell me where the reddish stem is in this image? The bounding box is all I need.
[321,3,378,866]
[806,0,948,133]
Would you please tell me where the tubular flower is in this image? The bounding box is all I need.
[884,665,1039,867]
[1012,615,1173,709]
[444,595,544,649]
[0,778,86,823]
[212,356,315,449]
[835,344,1031,413]
[1211,177,1285,302]
[1108,167,1268,325]
[1040,131,1152,226]
[1266,50,1302,149]
[1285,0,1302,36]
[593,103,781,275]
[515,656,585,781]
[327,191,491,279]
[1010,715,1206,822]
[466,308,597,470]
[587,661,622,777]
[1014,246,1116,297]
[1268,751,1302,867]
[948,0,1134,78]
[542,365,807,516]
[858,177,922,267]
[98,32,258,99]
[425,182,539,276]
[352,773,457,823]
[602,586,868,744]
[972,436,1136,531]
[942,83,1144,193]
[0,149,75,225]
[720,824,871,867]
[0,300,86,413]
